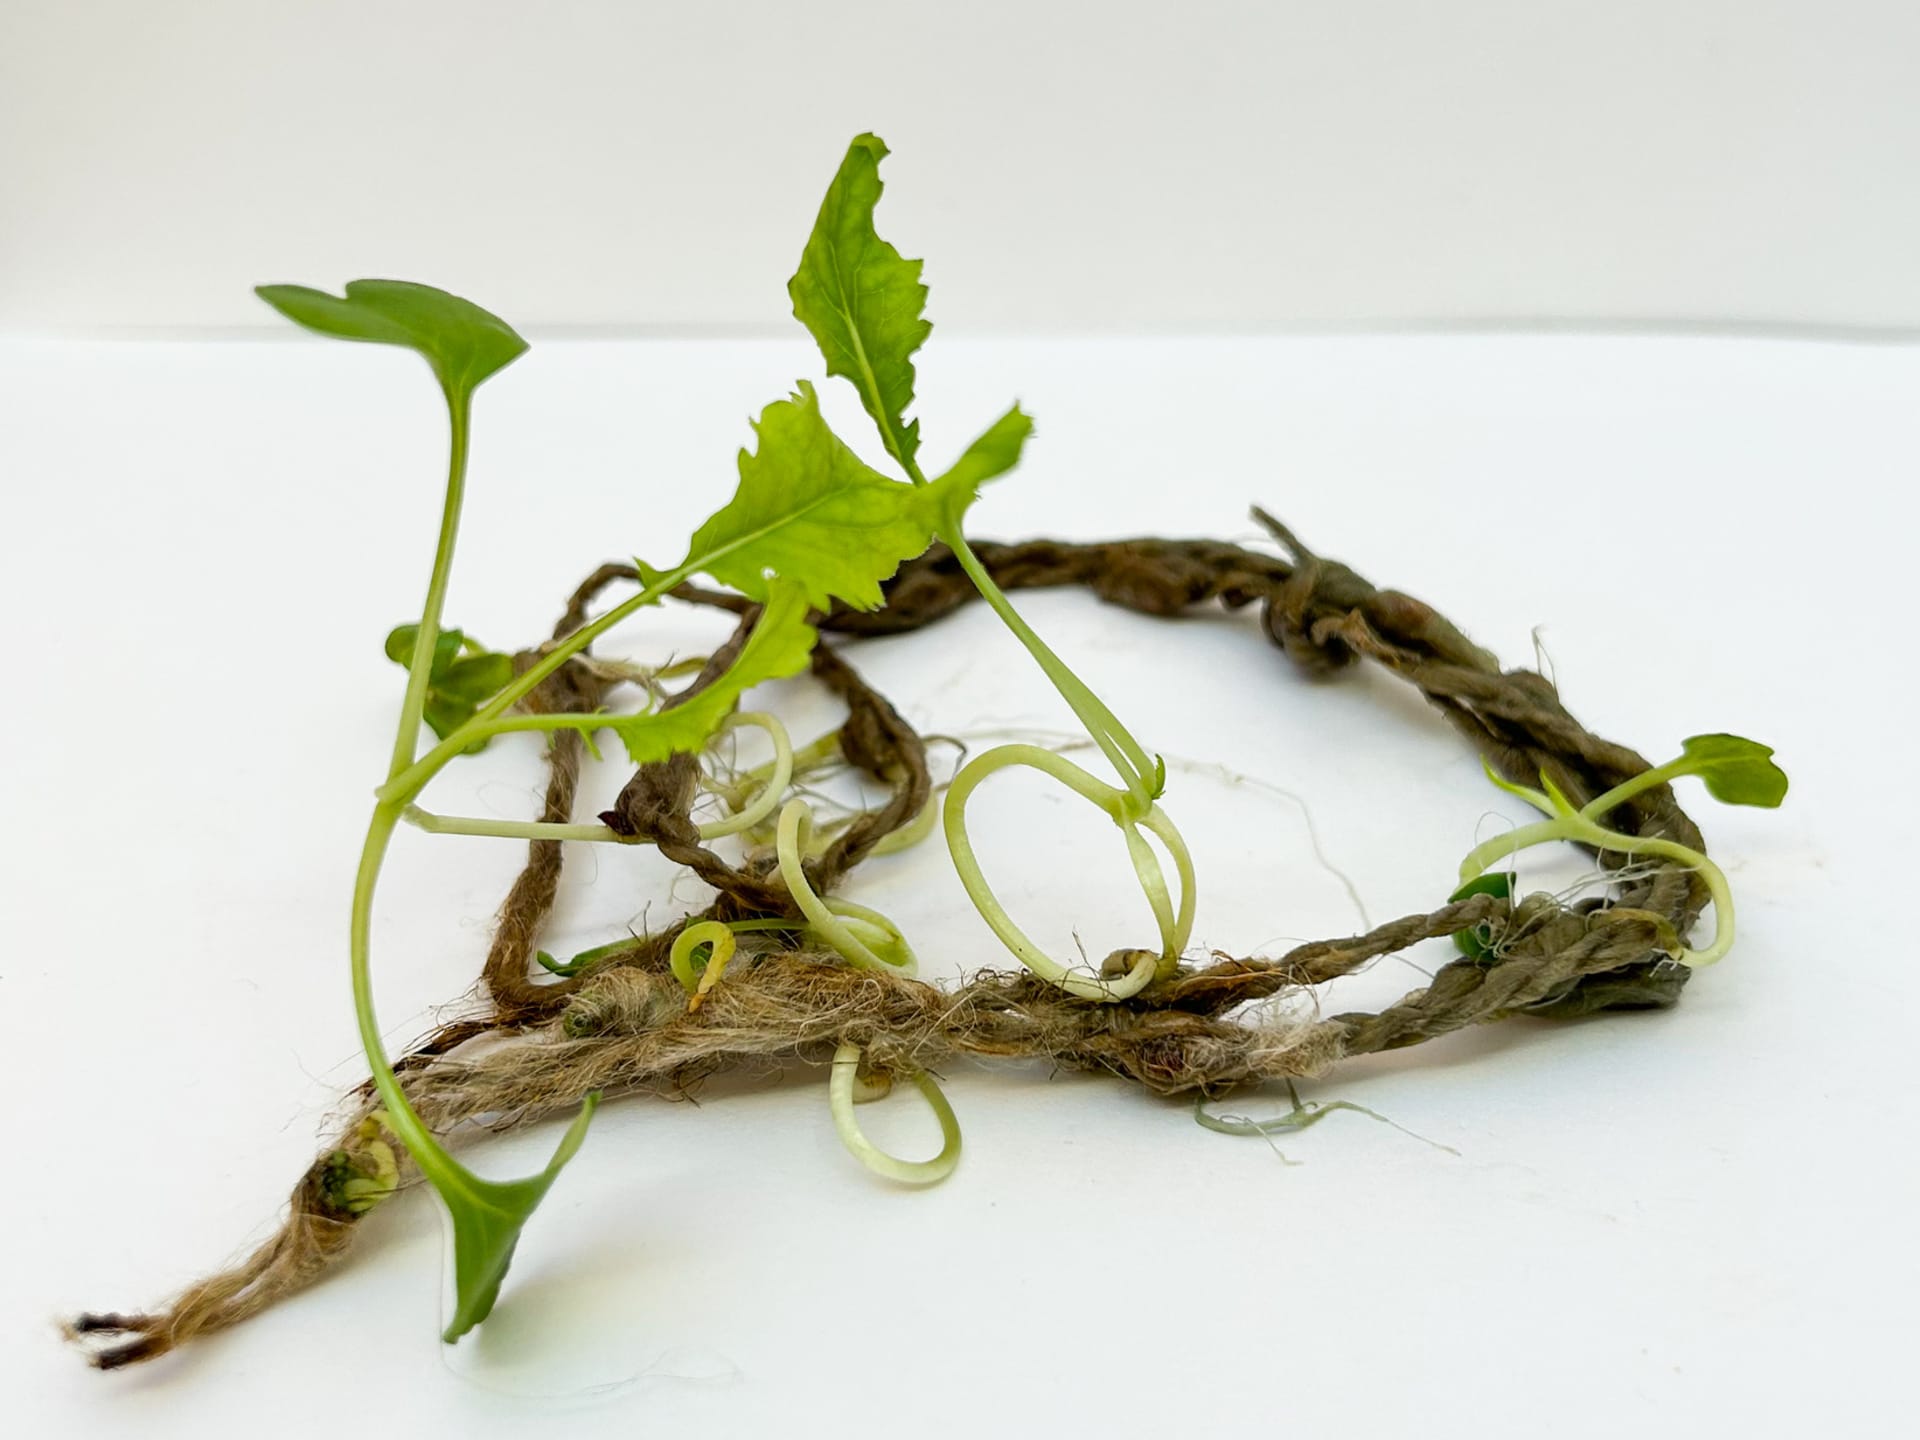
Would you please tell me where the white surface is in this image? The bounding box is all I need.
[2,332,1914,1436]
[7,1,1920,334]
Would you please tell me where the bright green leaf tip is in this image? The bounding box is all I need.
[437,1092,600,1343]
[254,279,528,398]
[789,133,932,476]
[928,402,1035,523]
[1677,732,1789,808]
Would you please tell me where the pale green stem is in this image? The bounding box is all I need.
[869,789,940,857]
[939,528,1156,804]
[1459,809,1735,967]
[350,802,453,1172]
[403,712,793,847]
[775,799,917,972]
[695,713,794,839]
[828,1041,962,1186]
[1457,817,1574,884]
[377,567,688,802]
[709,727,837,810]
[1579,759,1692,821]
[942,743,1194,1001]
[404,806,622,844]
[387,389,471,782]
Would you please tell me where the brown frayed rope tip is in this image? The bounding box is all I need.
[69,512,1705,1368]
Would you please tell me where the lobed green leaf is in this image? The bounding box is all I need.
[255,279,528,398]
[605,578,817,764]
[681,382,943,611]
[1675,733,1789,808]
[789,133,932,474]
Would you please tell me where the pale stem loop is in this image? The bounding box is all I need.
[1458,778,1736,967]
[942,743,1196,1002]
[828,1041,962,1185]
[776,799,918,973]
[669,920,739,1009]
[695,712,795,840]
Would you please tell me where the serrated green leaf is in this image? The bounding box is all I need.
[1676,733,1789,808]
[789,133,931,474]
[430,1092,600,1342]
[927,403,1033,524]
[680,381,941,611]
[255,279,527,398]
[605,578,817,764]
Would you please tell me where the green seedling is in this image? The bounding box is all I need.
[258,265,958,1339]
[1453,734,1789,967]
[250,143,1782,1350]
[786,133,1195,1001]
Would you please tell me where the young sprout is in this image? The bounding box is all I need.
[775,798,918,973]
[828,1042,962,1186]
[256,279,602,1341]
[788,133,1195,1000]
[1453,734,1789,967]
[669,920,739,1009]
[257,272,962,1339]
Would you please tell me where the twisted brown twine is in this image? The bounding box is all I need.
[71,515,1706,1368]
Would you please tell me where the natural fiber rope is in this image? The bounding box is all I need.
[70,516,1706,1367]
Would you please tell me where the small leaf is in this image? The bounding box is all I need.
[1451,872,1514,905]
[536,937,642,978]
[1676,733,1789,808]
[422,695,480,746]
[386,623,465,676]
[927,403,1033,524]
[427,1093,601,1342]
[789,134,932,473]
[255,279,528,397]
[680,382,943,611]
[387,624,509,751]
[1449,872,1513,960]
[606,578,817,764]
[436,652,515,705]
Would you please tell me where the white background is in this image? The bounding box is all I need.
[4,333,1915,1435]
[4,2,1918,1436]
[4,1,1920,334]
